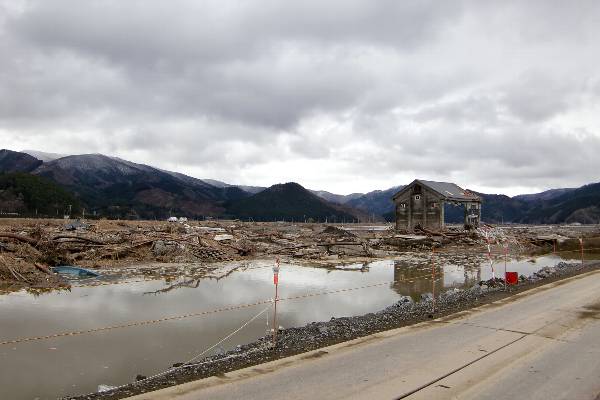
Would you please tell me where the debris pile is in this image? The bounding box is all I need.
[0,219,253,290]
[1,218,598,291]
[0,253,67,291]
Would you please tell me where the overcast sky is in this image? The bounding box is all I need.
[1,1,599,195]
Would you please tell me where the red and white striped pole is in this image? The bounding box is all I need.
[272,258,280,346]
[503,242,508,290]
[485,229,495,280]
[431,246,436,313]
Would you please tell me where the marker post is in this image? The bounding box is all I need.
[503,242,508,291]
[272,258,280,346]
[431,247,436,313]
[483,229,494,280]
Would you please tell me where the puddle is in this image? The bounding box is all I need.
[0,254,591,399]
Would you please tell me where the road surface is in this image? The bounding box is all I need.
[130,270,600,400]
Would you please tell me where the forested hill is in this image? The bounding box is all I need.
[0,172,80,217]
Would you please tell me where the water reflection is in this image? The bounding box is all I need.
[442,264,481,288]
[392,260,440,301]
[0,253,592,400]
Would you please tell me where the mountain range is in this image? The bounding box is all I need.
[0,149,598,224]
[227,182,364,222]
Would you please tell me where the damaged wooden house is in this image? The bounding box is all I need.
[392,179,481,231]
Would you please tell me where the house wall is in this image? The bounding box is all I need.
[464,202,481,228]
[394,184,444,230]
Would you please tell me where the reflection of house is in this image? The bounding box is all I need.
[392,260,443,302]
[392,260,485,301]
[392,179,481,231]
[443,265,482,288]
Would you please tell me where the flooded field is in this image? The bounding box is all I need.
[0,253,590,399]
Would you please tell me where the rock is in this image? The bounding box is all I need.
[98,384,117,393]
[420,292,433,302]
[468,285,483,295]
[135,374,147,381]
[152,240,168,256]
[556,262,574,270]
[535,269,550,278]
[397,295,414,304]
[442,288,462,300]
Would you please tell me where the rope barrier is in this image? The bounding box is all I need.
[76,305,272,397]
[6,241,593,396]
[0,299,273,346]
[5,240,593,346]
[0,273,436,346]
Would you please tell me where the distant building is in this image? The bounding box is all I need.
[392,179,481,230]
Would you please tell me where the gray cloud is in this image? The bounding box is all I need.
[1,0,600,195]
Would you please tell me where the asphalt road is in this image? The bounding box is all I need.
[130,270,600,400]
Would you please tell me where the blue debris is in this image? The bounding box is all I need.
[51,265,100,278]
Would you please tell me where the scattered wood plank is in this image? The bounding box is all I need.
[415,226,450,238]
[51,235,105,245]
[34,263,51,274]
[0,233,38,246]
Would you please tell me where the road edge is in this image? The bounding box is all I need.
[125,268,600,399]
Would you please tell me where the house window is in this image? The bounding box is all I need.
[431,202,438,209]
[399,203,406,208]
[414,195,421,200]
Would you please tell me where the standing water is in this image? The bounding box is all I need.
[0,254,586,399]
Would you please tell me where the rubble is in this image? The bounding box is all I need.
[1,218,598,292]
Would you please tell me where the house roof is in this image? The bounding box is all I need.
[392,179,480,202]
